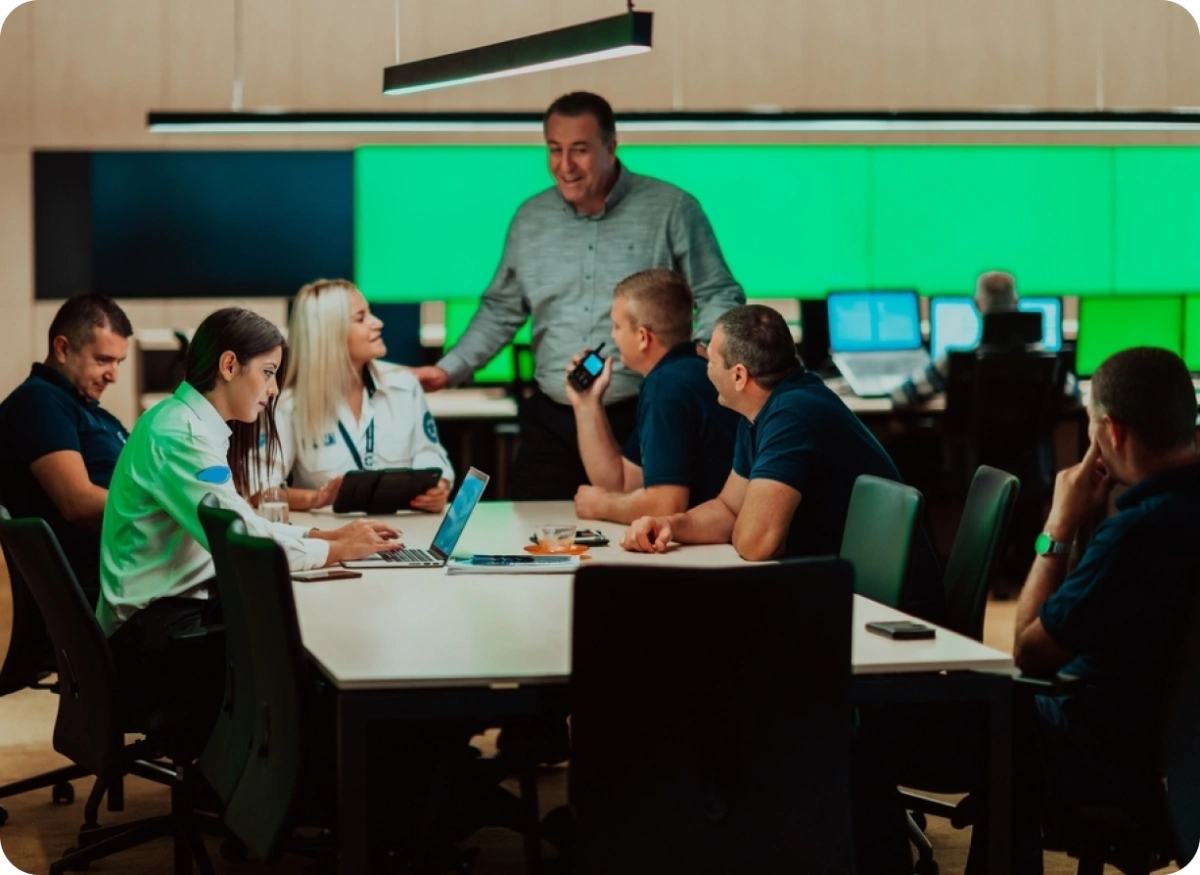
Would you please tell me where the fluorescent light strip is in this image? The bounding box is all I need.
[148,118,1200,134]
[384,46,650,96]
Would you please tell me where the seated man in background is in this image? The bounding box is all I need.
[623,304,944,623]
[567,269,739,523]
[0,295,133,603]
[1006,346,1200,873]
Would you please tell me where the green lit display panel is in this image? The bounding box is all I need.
[871,147,1113,294]
[442,301,533,384]
[1114,149,1200,293]
[355,146,546,303]
[1076,296,1184,377]
[1185,297,1200,372]
[620,145,870,295]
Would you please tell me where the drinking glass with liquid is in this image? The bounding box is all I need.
[260,484,290,525]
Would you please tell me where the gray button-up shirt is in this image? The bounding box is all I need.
[438,163,745,405]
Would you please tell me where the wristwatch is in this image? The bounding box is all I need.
[1034,532,1072,557]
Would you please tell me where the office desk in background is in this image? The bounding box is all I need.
[291,501,1015,875]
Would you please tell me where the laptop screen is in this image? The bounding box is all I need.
[827,291,921,352]
[929,296,1063,359]
[431,467,490,557]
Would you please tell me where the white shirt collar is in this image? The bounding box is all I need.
[174,381,233,441]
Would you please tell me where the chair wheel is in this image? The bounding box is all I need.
[220,836,249,863]
[0,804,7,826]
[52,781,75,804]
[914,858,939,875]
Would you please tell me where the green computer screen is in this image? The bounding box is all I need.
[1076,297,1185,377]
[442,301,533,384]
[1185,296,1200,373]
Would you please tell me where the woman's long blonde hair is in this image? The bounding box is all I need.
[285,279,380,446]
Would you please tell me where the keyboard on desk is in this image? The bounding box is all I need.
[343,548,444,569]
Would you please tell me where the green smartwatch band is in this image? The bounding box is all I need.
[1034,532,1072,557]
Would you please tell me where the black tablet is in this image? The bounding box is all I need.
[332,467,443,514]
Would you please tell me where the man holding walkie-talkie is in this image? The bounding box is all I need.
[411,92,743,498]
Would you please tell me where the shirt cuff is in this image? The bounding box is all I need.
[436,352,474,387]
[293,537,331,570]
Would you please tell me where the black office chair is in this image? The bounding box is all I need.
[896,466,1020,869]
[222,521,336,865]
[0,508,221,875]
[0,520,84,825]
[568,559,857,874]
[839,474,924,609]
[945,349,1066,582]
[194,495,255,864]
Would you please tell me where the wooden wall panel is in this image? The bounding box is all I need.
[240,0,294,112]
[1104,0,1171,106]
[1167,1,1200,105]
[0,2,33,148]
[291,0,394,110]
[159,0,234,111]
[1049,0,1104,108]
[30,0,162,145]
[0,152,33,397]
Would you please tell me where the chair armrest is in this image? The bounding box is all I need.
[997,667,1081,696]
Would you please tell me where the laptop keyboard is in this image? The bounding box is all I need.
[372,548,438,564]
[844,352,930,378]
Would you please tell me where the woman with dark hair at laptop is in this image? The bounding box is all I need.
[270,279,455,513]
[97,307,401,731]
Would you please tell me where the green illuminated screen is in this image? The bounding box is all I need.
[1185,297,1200,373]
[1076,297,1184,377]
[442,301,532,384]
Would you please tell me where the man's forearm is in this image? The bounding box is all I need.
[1015,556,1069,639]
[573,402,624,492]
[592,486,688,525]
[668,498,737,545]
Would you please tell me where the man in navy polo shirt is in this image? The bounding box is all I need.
[0,295,133,603]
[622,304,944,622]
[566,269,739,524]
[1004,346,1200,873]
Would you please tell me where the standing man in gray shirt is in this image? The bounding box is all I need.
[412,92,744,499]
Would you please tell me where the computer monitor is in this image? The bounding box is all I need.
[1076,296,1184,377]
[1185,296,1200,373]
[442,300,534,384]
[826,290,922,353]
[928,296,1063,359]
[1017,297,1063,352]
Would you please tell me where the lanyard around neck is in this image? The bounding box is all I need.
[337,417,375,470]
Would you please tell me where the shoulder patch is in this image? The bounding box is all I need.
[423,411,439,443]
[196,465,232,485]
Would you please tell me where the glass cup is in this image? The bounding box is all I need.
[535,523,576,553]
[260,484,290,525]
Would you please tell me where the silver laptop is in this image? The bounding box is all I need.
[343,467,489,568]
[827,290,930,398]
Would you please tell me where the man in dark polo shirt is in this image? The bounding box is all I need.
[566,269,739,524]
[0,295,133,603]
[622,304,944,622]
[1004,346,1200,873]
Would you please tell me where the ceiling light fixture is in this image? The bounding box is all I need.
[146,109,1200,135]
[381,6,653,97]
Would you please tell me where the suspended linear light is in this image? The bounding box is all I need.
[380,10,653,97]
[146,109,1200,135]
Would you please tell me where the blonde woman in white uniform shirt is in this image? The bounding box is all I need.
[272,279,455,513]
[99,309,400,730]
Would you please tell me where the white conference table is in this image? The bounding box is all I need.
[290,501,1014,874]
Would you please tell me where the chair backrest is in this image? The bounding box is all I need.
[570,559,856,875]
[1163,587,1200,867]
[196,494,256,806]
[222,521,309,861]
[0,507,123,778]
[942,466,1020,640]
[0,527,55,697]
[946,350,1065,490]
[839,474,924,609]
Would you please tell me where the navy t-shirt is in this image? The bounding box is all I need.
[732,367,944,621]
[1040,460,1200,780]
[0,364,129,601]
[622,343,740,507]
